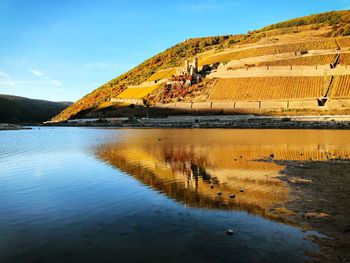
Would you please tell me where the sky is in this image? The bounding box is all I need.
[0,0,349,102]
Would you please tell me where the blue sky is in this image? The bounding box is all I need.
[0,0,349,102]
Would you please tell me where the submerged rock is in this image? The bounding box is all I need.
[226,229,234,235]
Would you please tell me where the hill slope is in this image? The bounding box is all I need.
[53,10,350,121]
[0,94,72,123]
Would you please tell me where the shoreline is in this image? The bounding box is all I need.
[266,159,350,262]
[0,123,31,131]
[44,119,350,129]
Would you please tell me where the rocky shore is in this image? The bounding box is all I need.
[48,119,350,129]
[0,123,31,130]
[267,159,350,262]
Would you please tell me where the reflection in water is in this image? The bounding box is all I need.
[97,129,350,220]
[3,128,349,262]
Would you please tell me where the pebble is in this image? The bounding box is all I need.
[226,229,234,235]
[210,185,214,189]
[269,153,275,158]
[217,191,222,196]
[240,188,244,192]
[229,194,235,199]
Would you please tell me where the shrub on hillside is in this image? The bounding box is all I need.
[343,25,350,36]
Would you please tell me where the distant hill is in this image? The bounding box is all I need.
[52,10,350,121]
[0,94,72,123]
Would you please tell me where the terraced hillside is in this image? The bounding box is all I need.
[145,68,177,82]
[116,84,161,99]
[208,77,324,101]
[53,10,350,121]
[339,53,350,64]
[331,75,350,98]
[257,54,336,67]
[198,39,339,66]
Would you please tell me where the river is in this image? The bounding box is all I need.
[1,127,350,263]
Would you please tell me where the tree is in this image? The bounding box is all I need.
[343,24,350,36]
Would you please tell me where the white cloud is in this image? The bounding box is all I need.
[0,69,63,93]
[29,69,63,86]
[0,70,16,87]
[29,69,44,78]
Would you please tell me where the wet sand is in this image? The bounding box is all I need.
[268,159,350,262]
[95,129,350,262]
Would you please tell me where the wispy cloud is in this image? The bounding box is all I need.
[0,70,16,87]
[29,69,63,86]
[0,69,63,92]
[29,69,44,78]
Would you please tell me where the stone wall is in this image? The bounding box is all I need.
[235,101,260,109]
[327,98,350,108]
[174,102,193,109]
[155,99,323,111]
[192,102,212,109]
[110,98,143,105]
[288,100,319,109]
[211,102,235,109]
[260,101,289,109]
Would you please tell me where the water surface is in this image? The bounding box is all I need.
[1,127,349,263]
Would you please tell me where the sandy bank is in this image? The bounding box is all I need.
[267,159,350,262]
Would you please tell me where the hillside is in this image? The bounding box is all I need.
[53,10,350,122]
[0,94,72,123]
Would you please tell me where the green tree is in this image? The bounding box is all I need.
[343,24,350,36]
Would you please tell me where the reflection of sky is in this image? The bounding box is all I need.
[0,127,325,262]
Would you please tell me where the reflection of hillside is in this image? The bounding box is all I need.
[96,129,350,220]
[98,145,287,217]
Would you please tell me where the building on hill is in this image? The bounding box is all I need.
[167,57,202,87]
[177,57,199,78]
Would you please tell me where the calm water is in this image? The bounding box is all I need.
[1,127,350,263]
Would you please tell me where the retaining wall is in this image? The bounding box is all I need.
[288,100,319,109]
[327,98,350,108]
[211,102,235,109]
[155,99,321,111]
[260,101,289,109]
[192,102,212,109]
[235,101,260,109]
[175,102,193,109]
[110,98,143,105]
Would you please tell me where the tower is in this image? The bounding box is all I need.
[193,57,198,73]
[190,66,194,76]
[185,59,189,74]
